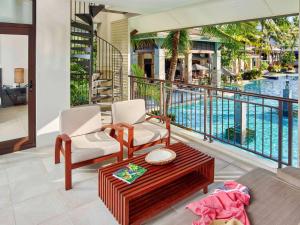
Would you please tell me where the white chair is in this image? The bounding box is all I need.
[55,105,123,190]
[112,99,170,158]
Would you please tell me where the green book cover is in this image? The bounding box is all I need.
[112,163,147,184]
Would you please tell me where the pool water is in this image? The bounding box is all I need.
[168,74,299,166]
[225,74,299,99]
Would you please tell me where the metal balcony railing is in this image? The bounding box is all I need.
[129,75,299,168]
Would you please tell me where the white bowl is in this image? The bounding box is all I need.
[145,148,176,165]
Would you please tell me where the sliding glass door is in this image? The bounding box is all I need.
[0,0,35,154]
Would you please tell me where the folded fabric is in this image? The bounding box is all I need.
[186,181,250,225]
[210,218,244,225]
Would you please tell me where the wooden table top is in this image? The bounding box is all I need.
[99,142,213,198]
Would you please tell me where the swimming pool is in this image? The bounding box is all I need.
[225,74,298,99]
[167,74,299,166]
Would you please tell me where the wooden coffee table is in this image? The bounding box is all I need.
[98,142,214,225]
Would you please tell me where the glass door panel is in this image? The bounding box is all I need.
[0,0,33,24]
[0,34,29,142]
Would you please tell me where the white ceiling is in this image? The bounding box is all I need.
[91,0,209,14]
[88,0,299,33]
[126,0,299,33]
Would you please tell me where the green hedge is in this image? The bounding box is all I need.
[242,69,262,80]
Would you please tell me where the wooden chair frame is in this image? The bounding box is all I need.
[117,115,170,158]
[55,124,124,190]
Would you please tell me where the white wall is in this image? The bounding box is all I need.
[0,35,28,86]
[94,12,127,42]
[36,0,70,146]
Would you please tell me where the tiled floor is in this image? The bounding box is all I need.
[0,136,254,225]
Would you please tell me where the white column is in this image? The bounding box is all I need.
[234,94,247,145]
[248,57,253,70]
[131,51,138,66]
[211,50,221,87]
[184,52,192,84]
[154,48,165,80]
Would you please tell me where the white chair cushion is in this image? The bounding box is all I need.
[123,122,168,146]
[112,99,146,125]
[71,132,120,163]
[60,105,102,137]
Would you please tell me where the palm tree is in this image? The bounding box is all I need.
[163,30,191,82]
[162,30,191,114]
[200,22,260,71]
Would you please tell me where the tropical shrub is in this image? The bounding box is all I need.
[280,52,296,67]
[70,63,89,106]
[260,61,269,71]
[224,127,255,144]
[242,69,262,80]
[151,110,176,122]
[131,64,161,104]
[71,80,89,106]
[268,64,281,73]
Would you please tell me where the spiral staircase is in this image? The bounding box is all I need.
[71,1,123,107]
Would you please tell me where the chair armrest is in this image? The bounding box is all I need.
[146,115,171,137]
[146,115,170,123]
[101,124,124,138]
[56,134,72,157]
[116,122,134,147]
[117,122,134,130]
[59,134,71,143]
[101,124,122,132]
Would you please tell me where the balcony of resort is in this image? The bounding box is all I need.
[0,0,300,225]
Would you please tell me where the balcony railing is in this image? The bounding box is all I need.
[129,75,299,168]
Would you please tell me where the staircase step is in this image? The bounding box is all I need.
[75,14,93,25]
[71,21,93,32]
[89,4,105,17]
[71,32,92,38]
[92,94,113,101]
[71,47,92,52]
[93,86,112,90]
[71,39,91,45]
[97,102,112,106]
[101,111,112,115]
[71,54,91,60]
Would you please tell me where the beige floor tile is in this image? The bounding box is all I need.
[215,158,230,171]
[38,214,73,225]
[0,207,15,225]
[0,184,12,209]
[9,174,54,204]
[0,170,8,186]
[6,159,47,183]
[68,200,119,225]
[215,164,247,182]
[56,178,98,209]
[14,191,68,225]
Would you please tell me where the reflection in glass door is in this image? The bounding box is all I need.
[0,34,29,142]
[0,0,35,154]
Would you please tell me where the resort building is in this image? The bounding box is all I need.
[131,31,221,85]
[0,0,300,225]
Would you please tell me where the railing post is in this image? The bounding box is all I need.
[203,89,208,141]
[130,76,134,100]
[209,89,213,143]
[278,101,283,168]
[288,102,293,166]
[160,81,164,117]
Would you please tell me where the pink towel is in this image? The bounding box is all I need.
[186,181,250,225]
